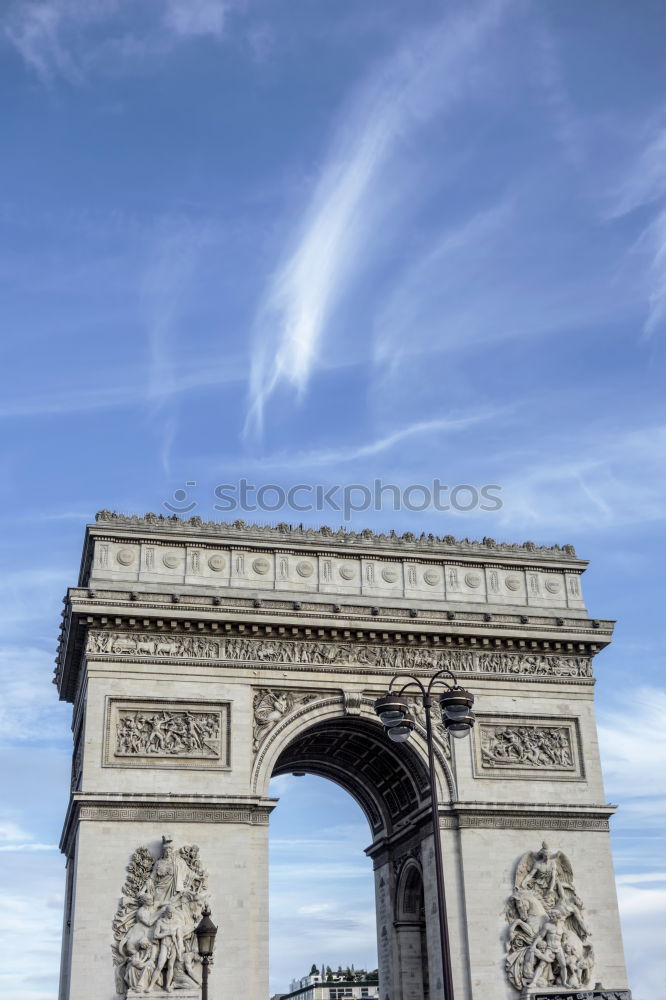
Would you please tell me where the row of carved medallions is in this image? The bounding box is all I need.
[86,630,592,679]
[94,538,581,607]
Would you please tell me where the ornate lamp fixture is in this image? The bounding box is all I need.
[195,905,218,1000]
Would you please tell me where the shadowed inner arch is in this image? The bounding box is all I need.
[272,717,431,837]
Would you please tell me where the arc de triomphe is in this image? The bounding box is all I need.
[54,512,631,1000]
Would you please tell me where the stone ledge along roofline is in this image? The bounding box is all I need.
[90,510,585,564]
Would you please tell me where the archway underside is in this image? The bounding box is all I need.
[272,718,431,837]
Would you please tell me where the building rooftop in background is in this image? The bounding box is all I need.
[282,981,379,1000]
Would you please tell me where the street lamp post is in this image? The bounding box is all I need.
[374,669,475,1000]
[195,904,218,1000]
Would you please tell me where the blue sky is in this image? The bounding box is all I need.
[0,0,665,996]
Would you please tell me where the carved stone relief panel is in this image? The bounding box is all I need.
[472,715,583,781]
[88,630,593,681]
[504,843,594,993]
[252,689,321,750]
[103,699,231,770]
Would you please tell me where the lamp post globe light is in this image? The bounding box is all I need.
[374,669,475,1000]
[195,905,218,1000]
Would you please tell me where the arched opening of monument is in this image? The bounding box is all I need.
[268,717,435,999]
[395,861,429,999]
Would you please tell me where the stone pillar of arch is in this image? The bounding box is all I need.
[53,513,632,1000]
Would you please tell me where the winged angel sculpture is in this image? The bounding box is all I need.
[505,842,594,993]
[111,834,209,995]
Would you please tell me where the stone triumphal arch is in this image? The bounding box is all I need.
[54,513,631,1000]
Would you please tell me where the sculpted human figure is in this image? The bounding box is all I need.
[505,844,594,994]
[526,903,569,989]
[149,906,184,992]
[172,950,202,989]
[563,940,583,988]
[124,937,156,992]
[520,842,569,898]
[146,835,193,905]
[522,931,555,989]
[119,892,161,959]
[112,837,209,996]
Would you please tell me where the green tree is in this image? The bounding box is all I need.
[310,965,318,976]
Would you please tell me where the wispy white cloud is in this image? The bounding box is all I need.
[641,209,666,337]
[246,0,512,434]
[3,0,231,83]
[532,22,584,170]
[616,872,666,886]
[141,220,212,401]
[0,818,58,854]
[598,686,666,804]
[0,644,70,745]
[140,218,216,474]
[374,202,513,370]
[606,115,666,337]
[609,123,666,219]
[3,0,109,83]
[221,410,500,473]
[0,855,66,1000]
[0,357,244,420]
[616,879,666,1000]
[495,423,666,532]
[299,414,499,466]
[163,0,228,40]
[0,816,58,852]
[0,842,58,852]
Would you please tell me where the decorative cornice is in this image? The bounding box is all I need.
[54,607,605,701]
[60,793,275,855]
[93,510,580,561]
[66,587,608,633]
[439,801,616,832]
[365,803,617,865]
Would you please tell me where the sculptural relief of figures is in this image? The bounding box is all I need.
[115,710,221,759]
[89,630,592,679]
[252,690,319,749]
[111,834,208,995]
[504,842,594,993]
[482,725,573,770]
